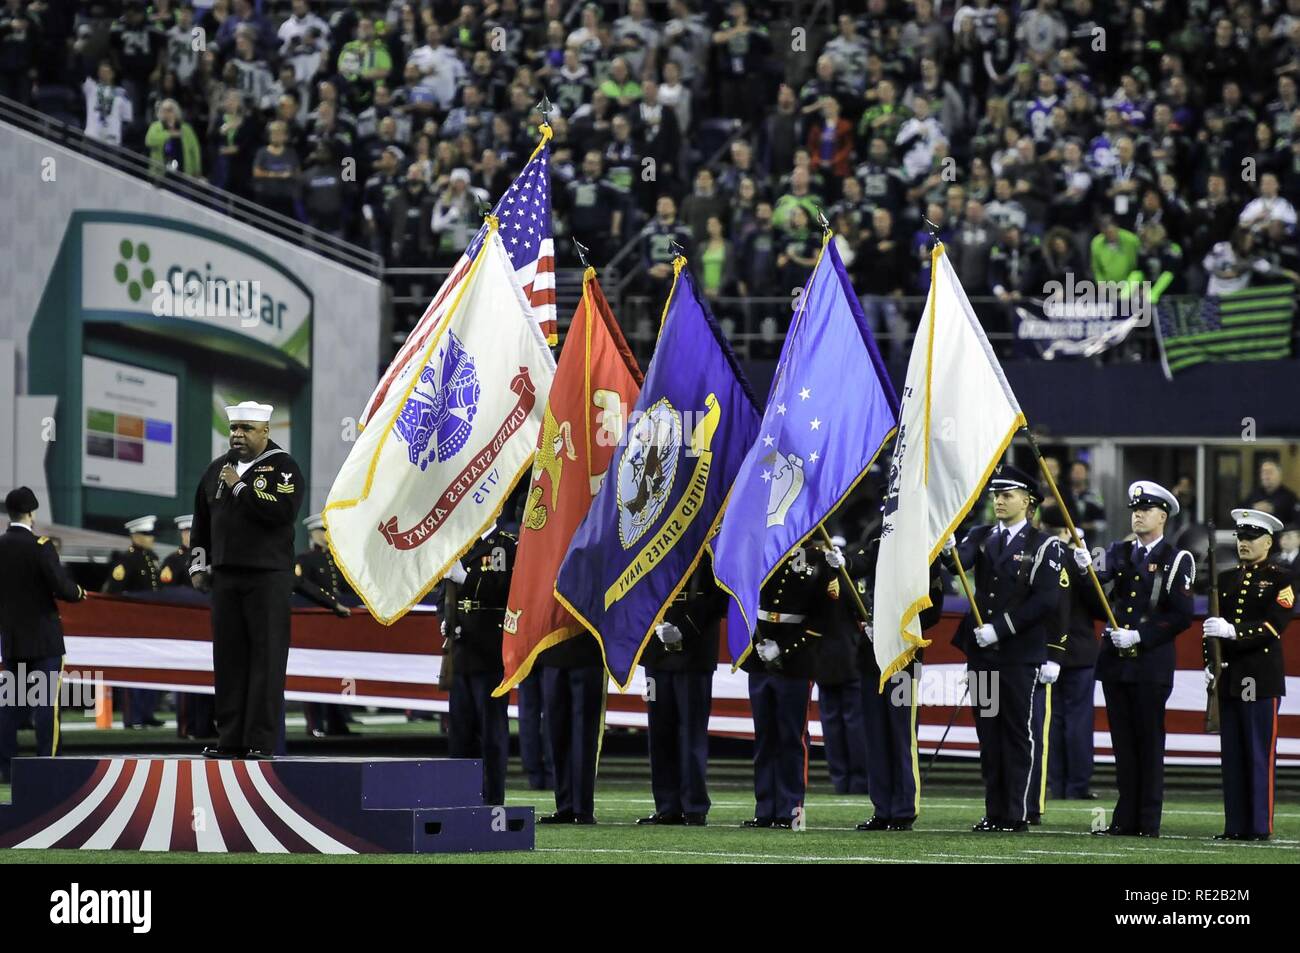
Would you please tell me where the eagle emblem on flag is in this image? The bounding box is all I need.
[394,331,481,471]
[617,398,681,549]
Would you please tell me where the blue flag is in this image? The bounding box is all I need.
[555,261,761,689]
[712,236,899,664]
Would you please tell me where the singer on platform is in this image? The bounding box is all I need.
[189,401,305,759]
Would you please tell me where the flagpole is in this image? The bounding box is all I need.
[1021,426,1119,629]
[815,525,872,626]
[949,545,984,627]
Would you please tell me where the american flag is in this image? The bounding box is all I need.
[360,132,556,427]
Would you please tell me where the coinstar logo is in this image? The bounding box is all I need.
[113,239,157,303]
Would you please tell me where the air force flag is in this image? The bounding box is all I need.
[554,260,760,689]
[712,236,899,665]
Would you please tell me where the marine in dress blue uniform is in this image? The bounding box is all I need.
[951,465,1068,833]
[812,535,870,798]
[741,546,826,829]
[848,535,945,831]
[1047,527,1101,802]
[0,487,86,782]
[162,514,218,740]
[1204,508,1293,841]
[443,527,516,807]
[637,552,727,826]
[294,513,355,738]
[537,629,606,824]
[104,515,165,728]
[1076,480,1194,838]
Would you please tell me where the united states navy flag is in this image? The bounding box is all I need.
[713,234,899,665]
[554,259,761,689]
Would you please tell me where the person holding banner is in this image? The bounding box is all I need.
[636,553,727,827]
[1202,508,1292,842]
[950,464,1068,833]
[1074,481,1193,838]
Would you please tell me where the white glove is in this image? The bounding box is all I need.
[756,639,781,663]
[942,534,956,555]
[1109,627,1140,650]
[974,623,998,648]
[1204,666,1215,687]
[824,546,846,570]
[440,619,448,639]
[655,622,683,647]
[1038,660,1061,684]
[859,622,874,642]
[446,560,468,585]
[1203,616,1237,640]
[1072,546,1092,570]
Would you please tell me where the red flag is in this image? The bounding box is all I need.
[494,270,642,694]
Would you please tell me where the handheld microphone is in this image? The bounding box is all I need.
[215,448,241,500]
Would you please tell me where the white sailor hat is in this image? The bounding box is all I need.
[1127,481,1179,517]
[1230,508,1284,537]
[224,400,274,423]
[174,514,193,531]
[125,515,157,534]
[303,513,325,531]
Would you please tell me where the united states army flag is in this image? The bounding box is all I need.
[325,221,556,624]
[872,244,1026,685]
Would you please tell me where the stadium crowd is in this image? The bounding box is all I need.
[4,0,1300,342]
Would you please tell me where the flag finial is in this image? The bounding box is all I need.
[573,238,591,268]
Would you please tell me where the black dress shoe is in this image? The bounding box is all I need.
[971,817,1000,832]
[1027,815,1042,826]
[1092,825,1134,836]
[888,817,916,831]
[1246,833,1271,841]
[573,814,597,825]
[142,718,164,728]
[771,817,794,829]
[1069,791,1100,800]
[1214,832,1244,841]
[999,821,1029,833]
[537,811,576,825]
[309,728,327,739]
[742,817,773,828]
[856,815,891,832]
[683,813,707,827]
[200,745,240,759]
[636,812,685,826]
[243,749,273,760]
[1136,830,1160,839]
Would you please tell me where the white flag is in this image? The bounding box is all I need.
[324,225,556,624]
[873,246,1026,685]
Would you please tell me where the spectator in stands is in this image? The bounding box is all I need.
[110,0,163,126]
[386,161,435,266]
[0,1,38,106]
[559,149,624,252]
[640,193,693,299]
[699,215,734,303]
[635,80,681,187]
[337,16,391,113]
[1242,459,1300,525]
[711,1,770,125]
[1203,227,1272,295]
[772,165,821,233]
[598,55,640,109]
[989,223,1039,349]
[301,141,346,237]
[146,97,202,176]
[680,166,727,246]
[776,204,818,292]
[658,58,691,135]
[1240,172,1299,232]
[430,167,482,262]
[231,29,274,113]
[855,206,910,362]
[253,119,302,220]
[407,23,464,111]
[1090,214,1140,286]
[83,60,135,147]
[278,0,330,80]
[953,199,995,294]
[735,199,780,300]
[807,96,854,184]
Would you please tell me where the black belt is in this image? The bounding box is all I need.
[456,599,504,612]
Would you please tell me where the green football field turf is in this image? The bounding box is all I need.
[0,714,1295,864]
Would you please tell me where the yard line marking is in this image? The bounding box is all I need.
[534,848,923,863]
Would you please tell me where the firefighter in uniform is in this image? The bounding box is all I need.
[1204,508,1293,841]
[1075,480,1194,838]
[443,526,516,806]
[294,513,353,738]
[852,535,945,831]
[104,515,164,728]
[162,514,218,739]
[741,544,827,829]
[951,464,1068,833]
[0,487,86,783]
[637,552,727,826]
[189,401,305,759]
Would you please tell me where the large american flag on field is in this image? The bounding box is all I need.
[359,128,556,427]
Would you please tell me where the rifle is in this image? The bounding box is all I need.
[1204,521,1221,734]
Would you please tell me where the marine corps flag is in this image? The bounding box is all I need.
[324,222,556,624]
[494,269,643,695]
[713,235,898,665]
[872,244,1026,685]
[555,259,761,689]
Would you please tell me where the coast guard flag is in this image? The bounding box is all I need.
[555,260,761,689]
[495,269,643,695]
[713,236,898,665]
[324,223,556,624]
[358,126,557,428]
[873,244,1026,685]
